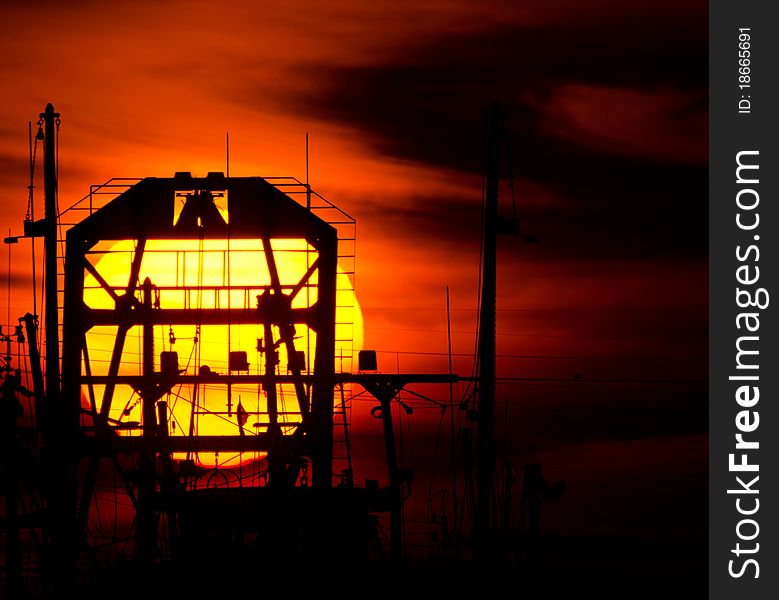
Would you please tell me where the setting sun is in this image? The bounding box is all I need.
[81,236,363,468]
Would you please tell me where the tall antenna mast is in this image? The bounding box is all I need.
[42,103,60,423]
[40,101,76,593]
[474,102,500,553]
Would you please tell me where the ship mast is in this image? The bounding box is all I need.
[40,102,77,592]
[42,103,60,419]
[474,103,501,552]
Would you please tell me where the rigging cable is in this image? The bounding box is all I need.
[28,120,40,320]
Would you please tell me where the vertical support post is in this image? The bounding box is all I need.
[262,318,286,487]
[40,102,77,592]
[42,103,60,424]
[137,277,157,565]
[475,102,500,552]
[63,235,96,558]
[338,382,353,484]
[22,314,45,422]
[379,395,402,565]
[157,401,178,555]
[310,229,337,490]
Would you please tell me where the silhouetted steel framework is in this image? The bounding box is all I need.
[4,104,471,595]
[53,165,459,582]
[61,173,342,563]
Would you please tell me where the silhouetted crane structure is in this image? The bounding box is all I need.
[1,104,466,596]
[0,103,565,597]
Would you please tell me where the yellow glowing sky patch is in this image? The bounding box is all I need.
[82,237,363,468]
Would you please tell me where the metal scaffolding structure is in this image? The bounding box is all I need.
[0,104,469,597]
[0,103,569,597]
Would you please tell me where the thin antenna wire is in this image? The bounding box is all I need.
[7,229,11,329]
[226,130,233,420]
[305,132,310,210]
[305,132,311,392]
[29,122,37,319]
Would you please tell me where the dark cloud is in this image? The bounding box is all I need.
[247,13,707,259]
[346,176,707,265]
[267,19,707,169]
[0,270,35,292]
[0,153,30,190]
[502,384,706,453]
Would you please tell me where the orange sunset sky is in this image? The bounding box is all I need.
[0,0,707,556]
